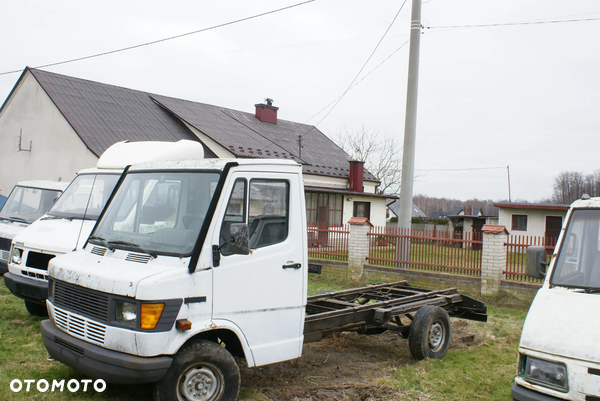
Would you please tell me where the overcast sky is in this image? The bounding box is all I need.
[1,0,599,202]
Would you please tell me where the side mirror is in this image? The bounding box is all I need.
[526,245,548,279]
[230,223,250,255]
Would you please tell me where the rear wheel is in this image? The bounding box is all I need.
[154,340,240,401]
[408,305,451,360]
[25,301,48,317]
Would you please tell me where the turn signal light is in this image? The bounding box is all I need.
[140,303,165,330]
[176,319,192,331]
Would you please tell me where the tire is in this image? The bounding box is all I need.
[25,301,48,317]
[408,305,451,360]
[154,340,240,401]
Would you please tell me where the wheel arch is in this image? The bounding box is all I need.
[180,323,255,367]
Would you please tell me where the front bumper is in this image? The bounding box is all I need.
[512,382,565,401]
[41,320,173,384]
[3,272,47,303]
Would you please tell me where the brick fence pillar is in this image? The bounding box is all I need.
[480,224,509,295]
[347,217,373,279]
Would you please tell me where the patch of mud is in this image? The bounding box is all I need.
[239,319,481,400]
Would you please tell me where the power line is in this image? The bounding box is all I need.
[417,166,506,172]
[426,16,600,31]
[0,0,315,77]
[311,0,409,128]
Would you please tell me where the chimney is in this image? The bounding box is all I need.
[255,98,278,124]
[348,160,365,192]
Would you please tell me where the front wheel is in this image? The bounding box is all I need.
[154,340,240,401]
[408,305,451,360]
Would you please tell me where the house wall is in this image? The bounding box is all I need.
[343,195,387,227]
[303,174,378,194]
[497,207,566,237]
[0,71,98,195]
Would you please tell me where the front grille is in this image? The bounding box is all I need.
[54,337,84,357]
[54,306,106,345]
[26,252,55,271]
[0,250,9,262]
[0,237,11,251]
[53,281,109,322]
[125,253,152,264]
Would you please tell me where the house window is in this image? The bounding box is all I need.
[512,214,528,231]
[353,201,371,220]
[305,192,343,226]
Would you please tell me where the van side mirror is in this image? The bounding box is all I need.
[230,223,250,255]
[526,245,548,279]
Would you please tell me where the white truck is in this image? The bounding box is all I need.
[512,195,600,401]
[0,180,68,275]
[4,140,204,316]
[40,158,487,401]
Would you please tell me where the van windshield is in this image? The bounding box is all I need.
[551,209,600,290]
[48,174,120,221]
[90,171,220,256]
[0,186,63,224]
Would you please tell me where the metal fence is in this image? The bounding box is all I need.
[366,226,483,276]
[307,223,349,262]
[504,235,557,283]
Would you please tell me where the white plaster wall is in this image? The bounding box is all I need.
[0,72,98,195]
[342,195,387,227]
[497,207,566,237]
[303,174,378,194]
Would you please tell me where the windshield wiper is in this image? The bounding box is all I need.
[583,287,600,294]
[42,215,76,221]
[88,235,110,248]
[5,216,28,223]
[107,240,158,258]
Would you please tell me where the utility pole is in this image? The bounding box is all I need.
[396,0,422,267]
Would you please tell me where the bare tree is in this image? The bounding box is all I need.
[552,170,600,204]
[334,127,402,194]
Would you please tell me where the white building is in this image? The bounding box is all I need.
[494,202,569,240]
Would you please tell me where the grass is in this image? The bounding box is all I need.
[0,271,531,400]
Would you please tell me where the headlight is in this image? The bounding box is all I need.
[115,301,138,324]
[11,248,22,265]
[521,356,568,392]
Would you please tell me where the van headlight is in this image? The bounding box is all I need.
[115,301,138,323]
[520,355,568,392]
[11,248,23,265]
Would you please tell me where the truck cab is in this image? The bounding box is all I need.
[4,140,204,316]
[512,195,600,401]
[0,180,67,275]
[41,159,306,400]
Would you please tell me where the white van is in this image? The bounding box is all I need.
[3,140,204,316]
[0,181,68,275]
[512,195,600,401]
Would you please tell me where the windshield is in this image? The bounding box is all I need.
[48,174,120,221]
[0,186,62,223]
[551,209,600,290]
[90,171,220,256]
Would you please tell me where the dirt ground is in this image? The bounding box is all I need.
[238,319,479,401]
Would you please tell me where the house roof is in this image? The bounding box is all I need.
[494,202,569,211]
[386,199,426,218]
[20,67,378,183]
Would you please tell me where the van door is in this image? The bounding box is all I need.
[211,171,305,366]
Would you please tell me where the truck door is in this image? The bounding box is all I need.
[211,171,306,367]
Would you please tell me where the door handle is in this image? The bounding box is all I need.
[282,262,301,269]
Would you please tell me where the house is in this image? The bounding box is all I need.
[385,199,425,222]
[0,67,394,226]
[494,202,569,241]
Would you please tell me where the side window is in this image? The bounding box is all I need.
[248,180,289,249]
[220,179,247,255]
